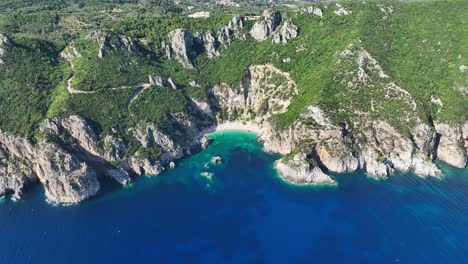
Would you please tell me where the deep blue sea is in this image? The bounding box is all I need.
[1,131,467,264]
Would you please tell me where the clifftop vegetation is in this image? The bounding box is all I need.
[0,0,466,139]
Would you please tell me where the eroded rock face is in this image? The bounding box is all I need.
[201,15,245,59]
[35,142,100,204]
[228,15,245,40]
[0,130,101,204]
[435,123,467,168]
[316,140,359,174]
[302,6,323,17]
[0,33,11,64]
[168,29,195,69]
[412,123,437,158]
[85,31,139,58]
[213,64,298,123]
[128,156,163,176]
[272,21,298,44]
[61,42,82,61]
[0,106,212,203]
[203,31,220,58]
[132,123,184,164]
[218,26,232,46]
[103,133,126,161]
[275,153,336,185]
[209,60,462,182]
[250,10,282,42]
[105,168,131,185]
[44,115,101,156]
[0,132,37,200]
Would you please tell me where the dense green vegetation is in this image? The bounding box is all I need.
[0,37,65,138]
[71,40,157,90]
[0,0,466,141]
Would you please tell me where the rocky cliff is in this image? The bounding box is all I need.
[250,10,282,42]
[0,4,466,204]
[0,58,466,203]
[208,62,465,185]
[0,103,212,204]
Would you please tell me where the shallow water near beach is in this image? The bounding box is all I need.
[0,130,467,263]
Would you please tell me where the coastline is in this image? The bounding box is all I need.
[197,124,339,187]
[196,121,264,140]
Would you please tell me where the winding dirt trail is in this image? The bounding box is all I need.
[63,56,151,100]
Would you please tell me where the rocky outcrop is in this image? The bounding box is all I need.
[85,31,139,58]
[316,141,359,174]
[435,123,467,168]
[0,132,38,200]
[228,15,245,40]
[218,26,232,47]
[104,168,131,185]
[199,136,212,150]
[211,156,223,165]
[203,31,220,58]
[103,133,126,161]
[275,153,336,185]
[132,123,184,164]
[61,42,82,60]
[148,75,176,89]
[272,21,298,44]
[0,130,100,204]
[334,4,352,16]
[212,64,298,122]
[250,10,282,42]
[208,59,460,183]
[127,156,163,176]
[148,75,166,87]
[201,15,245,59]
[168,29,195,69]
[35,142,100,204]
[43,115,101,156]
[0,33,11,64]
[301,6,323,17]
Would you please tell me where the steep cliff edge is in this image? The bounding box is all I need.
[208,62,464,184]
[0,2,466,204]
[0,59,466,203]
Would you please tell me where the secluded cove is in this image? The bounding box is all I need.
[0,130,467,263]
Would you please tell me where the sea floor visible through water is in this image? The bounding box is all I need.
[0,130,467,263]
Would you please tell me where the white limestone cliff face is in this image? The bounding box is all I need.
[35,141,100,204]
[0,103,214,204]
[203,31,220,58]
[85,31,139,58]
[272,21,299,44]
[0,130,100,204]
[250,10,282,42]
[212,64,298,124]
[201,15,245,59]
[167,29,195,69]
[435,122,467,168]
[275,153,336,185]
[0,132,38,200]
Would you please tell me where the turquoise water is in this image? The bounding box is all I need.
[0,130,467,263]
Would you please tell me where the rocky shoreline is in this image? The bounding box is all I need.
[0,111,467,205]
[1,58,467,204]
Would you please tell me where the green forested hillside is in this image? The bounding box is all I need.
[0,0,466,139]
